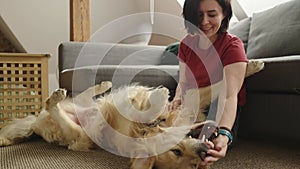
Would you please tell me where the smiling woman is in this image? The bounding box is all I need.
[170,0,250,166]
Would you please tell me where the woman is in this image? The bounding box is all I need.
[170,0,248,165]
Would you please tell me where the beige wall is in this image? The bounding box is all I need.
[0,0,68,93]
[0,0,184,93]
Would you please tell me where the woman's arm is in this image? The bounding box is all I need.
[202,62,247,165]
[218,62,247,129]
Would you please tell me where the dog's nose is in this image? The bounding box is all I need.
[196,142,209,161]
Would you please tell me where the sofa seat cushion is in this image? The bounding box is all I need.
[247,0,300,59]
[245,56,300,94]
[59,65,179,97]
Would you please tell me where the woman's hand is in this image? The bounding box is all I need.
[201,134,229,165]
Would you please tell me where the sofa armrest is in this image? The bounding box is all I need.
[245,55,300,94]
[240,55,300,143]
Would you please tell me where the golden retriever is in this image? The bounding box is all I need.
[0,60,264,169]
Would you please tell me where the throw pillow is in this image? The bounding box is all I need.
[246,0,300,59]
[160,42,180,65]
[229,17,252,51]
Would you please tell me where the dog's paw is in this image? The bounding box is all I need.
[94,81,112,95]
[245,60,265,77]
[0,137,12,147]
[148,88,169,110]
[149,87,169,104]
[68,137,92,151]
[45,89,67,109]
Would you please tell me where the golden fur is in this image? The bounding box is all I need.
[0,60,264,169]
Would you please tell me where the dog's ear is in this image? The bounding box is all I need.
[130,157,156,169]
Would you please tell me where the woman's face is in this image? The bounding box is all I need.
[198,0,225,42]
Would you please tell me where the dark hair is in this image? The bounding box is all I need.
[182,0,233,34]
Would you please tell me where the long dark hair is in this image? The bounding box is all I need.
[182,0,233,34]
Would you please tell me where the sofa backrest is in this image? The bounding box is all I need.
[58,42,169,72]
[58,42,179,98]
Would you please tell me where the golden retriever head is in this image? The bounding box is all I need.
[130,121,217,169]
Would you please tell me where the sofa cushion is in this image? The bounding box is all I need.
[60,65,179,98]
[247,0,300,59]
[229,17,251,51]
[59,42,166,70]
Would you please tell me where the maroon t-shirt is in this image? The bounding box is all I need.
[179,32,248,106]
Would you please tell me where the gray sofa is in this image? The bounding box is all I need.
[58,42,179,99]
[58,0,300,143]
[228,0,300,142]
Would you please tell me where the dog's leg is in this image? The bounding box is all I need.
[146,87,170,120]
[137,87,169,123]
[130,157,156,169]
[245,60,264,77]
[116,86,169,124]
[73,81,112,106]
[45,89,75,135]
[31,110,65,144]
[46,89,92,151]
[0,115,36,146]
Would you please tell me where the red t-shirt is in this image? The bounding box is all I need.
[178,32,248,106]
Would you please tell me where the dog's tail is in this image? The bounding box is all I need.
[0,115,36,146]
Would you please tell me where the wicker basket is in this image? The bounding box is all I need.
[0,53,50,128]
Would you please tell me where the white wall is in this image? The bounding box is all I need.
[0,0,69,93]
[239,0,292,15]
[0,0,184,94]
[91,0,138,33]
[90,0,185,44]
